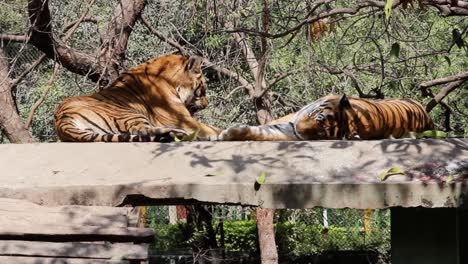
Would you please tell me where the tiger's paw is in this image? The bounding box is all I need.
[218,125,251,141]
[149,127,189,142]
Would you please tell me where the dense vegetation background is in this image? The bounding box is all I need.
[0,1,467,263]
[1,0,467,143]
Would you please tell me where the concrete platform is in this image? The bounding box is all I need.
[0,139,467,264]
[0,139,466,208]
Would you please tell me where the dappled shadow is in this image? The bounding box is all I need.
[0,139,466,262]
[129,139,468,210]
[0,140,466,224]
[0,198,150,263]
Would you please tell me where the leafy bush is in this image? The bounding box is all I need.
[151,219,390,257]
[220,220,258,252]
[152,223,189,252]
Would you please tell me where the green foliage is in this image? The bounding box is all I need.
[416,130,448,138]
[204,35,228,49]
[0,0,28,32]
[151,218,390,257]
[220,220,258,252]
[151,223,190,252]
[276,222,390,256]
[390,43,400,59]
[2,1,467,139]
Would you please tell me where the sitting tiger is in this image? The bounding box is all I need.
[219,94,434,141]
[54,54,220,142]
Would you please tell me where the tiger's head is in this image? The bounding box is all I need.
[143,54,209,115]
[180,56,208,115]
[293,94,353,140]
[162,55,208,115]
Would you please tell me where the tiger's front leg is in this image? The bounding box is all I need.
[218,125,253,141]
[218,123,298,141]
[129,125,189,143]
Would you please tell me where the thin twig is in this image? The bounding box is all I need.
[0,34,28,43]
[25,63,60,129]
[10,54,47,90]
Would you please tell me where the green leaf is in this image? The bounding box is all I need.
[384,0,393,20]
[445,175,454,185]
[354,222,360,236]
[452,29,464,48]
[444,56,451,67]
[387,167,405,174]
[182,129,200,141]
[205,170,224,177]
[390,43,400,58]
[256,171,266,185]
[416,130,447,139]
[175,129,200,142]
[380,167,405,181]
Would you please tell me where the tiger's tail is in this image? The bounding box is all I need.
[55,122,186,143]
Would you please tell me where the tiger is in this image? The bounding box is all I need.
[219,94,434,141]
[54,54,220,142]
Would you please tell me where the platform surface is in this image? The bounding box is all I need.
[0,139,466,208]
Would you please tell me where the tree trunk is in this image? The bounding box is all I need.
[224,3,277,262]
[0,50,35,143]
[26,0,146,87]
[256,208,278,264]
[98,0,147,87]
[27,0,104,83]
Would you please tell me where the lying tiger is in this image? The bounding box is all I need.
[54,54,220,142]
[219,94,434,141]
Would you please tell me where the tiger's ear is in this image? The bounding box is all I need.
[339,94,351,108]
[186,56,202,74]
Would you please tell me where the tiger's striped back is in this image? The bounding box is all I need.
[343,97,434,139]
[219,95,434,141]
[54,54,220,142]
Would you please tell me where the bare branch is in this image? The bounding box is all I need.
[140,15,256,93]
[0,34,28,43]
[11,0,98,90]
[140,16,187,54]
[426,79,464,112]
[220,1,468,39]
[425,0,468,16]
[63,0,97,40]
[62,17,98,34]
[10,54,47,89]
[98,0,147,85]
[27,0,103,83]
[221,1,384,39]
[420,71,468,89]
[0,50,35,143]
[25,0,146,86]
[25,63,60,129]
[418,71,467,131]
[269,70,296,88]
[318,64,384,98]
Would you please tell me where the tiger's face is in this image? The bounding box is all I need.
[175,56,209,115]
[293,95,350,140]
[185,75,208,115]
[295,107,339,139]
